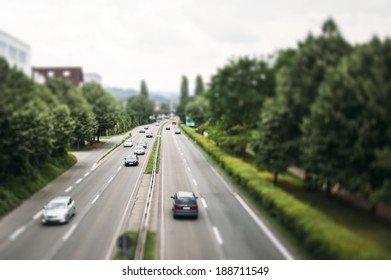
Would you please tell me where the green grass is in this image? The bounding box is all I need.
[143,231,157,260]
[145,126,162,174]
[0,153,77,218]
[279,184,391,254]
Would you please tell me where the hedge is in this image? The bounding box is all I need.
[181,125,391,259]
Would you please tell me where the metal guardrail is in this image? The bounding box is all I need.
[134,133,161,260]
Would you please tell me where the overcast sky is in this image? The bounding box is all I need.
[1,0,390,93]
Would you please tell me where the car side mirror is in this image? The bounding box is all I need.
[170,196,175,199]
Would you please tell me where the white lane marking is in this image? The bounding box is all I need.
[63,224,77,241]
[193,178,198,186]
[233,192,294,260]
[65,186,73,193]
[108,177,113,184]
[212,226,223,245]
[75,178,82,184]
[9,226,26,240]
[183,158,187,163]
[187,166,191,172]
[91,194,100,205]
[118,166,122,171]
[33,210,43,220]
[84,172,90,177]
[91,163,98,171]
[200,197,207,209]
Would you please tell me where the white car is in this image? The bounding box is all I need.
[123,140,133,147]
[134,145,146,155]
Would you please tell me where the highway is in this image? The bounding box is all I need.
[0,121,297,260]
[0,125,157,259]
[159,123,296,260]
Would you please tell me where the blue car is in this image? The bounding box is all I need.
[171,191,198,219]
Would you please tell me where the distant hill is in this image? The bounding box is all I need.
[105,86,179,104]
[104,86,137,99]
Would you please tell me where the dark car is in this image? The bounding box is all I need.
[146,131,153,138]
[125,154,139,166]
[166,126,171,130]
[170,191,198,219]
[42,196,76,224]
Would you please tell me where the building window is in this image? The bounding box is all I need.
[19,51,26,65]
[47,71,55,78]
[63,70,71,77]
[9,46,17,61]
[0,41,6,56]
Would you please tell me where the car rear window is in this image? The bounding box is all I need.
[176,197,196,205]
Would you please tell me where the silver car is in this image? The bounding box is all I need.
[133,145,146,155]
[42,196,76,224]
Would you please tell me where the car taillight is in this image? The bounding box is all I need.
[174,205,182,210]
[190,206,198,210]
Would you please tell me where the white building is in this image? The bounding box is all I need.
[0,29,31,76]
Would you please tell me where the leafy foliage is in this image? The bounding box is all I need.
[81,82,119,141]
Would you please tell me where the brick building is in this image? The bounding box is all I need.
[32,67,84,86]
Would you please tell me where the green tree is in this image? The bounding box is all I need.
[185,95,209,126]
[140,80,149,98]
[275,18,351,168]
[176,75,189,123]
[205,57,275,156]
[46,79,97,147]
[207,57,274,130]
[81,82,119,142]
[252,97,293,185]
[0,58,55,177]
[302,37,391,211]
[194,75,205,96]
[126,95,154,125]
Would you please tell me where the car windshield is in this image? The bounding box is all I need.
[46,202,66,210]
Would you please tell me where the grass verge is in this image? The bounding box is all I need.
[143,231,157,260]
[0,153,77,218]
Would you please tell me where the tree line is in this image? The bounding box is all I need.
[187,19,391,212]
[0,58,157,182]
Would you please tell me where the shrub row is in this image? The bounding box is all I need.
[181,125,391,259]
